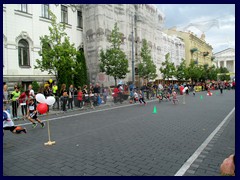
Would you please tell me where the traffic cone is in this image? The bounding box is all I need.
[152,106,157,114]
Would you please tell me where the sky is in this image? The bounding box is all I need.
[156,4,235,53]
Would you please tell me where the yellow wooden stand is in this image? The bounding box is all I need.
[44,113,56,146]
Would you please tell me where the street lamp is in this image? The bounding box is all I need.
[131,12,135,85]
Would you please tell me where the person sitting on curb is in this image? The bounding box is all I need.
[3,108,27,135]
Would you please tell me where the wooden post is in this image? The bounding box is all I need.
[44,112,56,146]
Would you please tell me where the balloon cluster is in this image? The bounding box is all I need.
[36,94,56,114]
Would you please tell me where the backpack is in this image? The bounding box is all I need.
[3,111,8,121]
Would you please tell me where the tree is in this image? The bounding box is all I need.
[185,61,202,83]
[35,11,79,88]
[207,65,218,81]
[159,53,176,81]
[138,39,157,82]
[99,23,129,86]
[199,64,209,82]
[217,67,230,81]
[32,81,40,93]
[73,49,88,88]
[175,59,187,81]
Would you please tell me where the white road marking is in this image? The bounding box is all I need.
[174,107,235,176]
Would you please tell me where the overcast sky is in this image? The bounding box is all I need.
[156,4,235,53]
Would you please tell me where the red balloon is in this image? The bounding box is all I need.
[37,103,48,114]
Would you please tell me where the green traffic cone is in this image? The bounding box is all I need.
[200,95,203,100]
[152,106,157,114]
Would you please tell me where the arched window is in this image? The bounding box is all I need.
[18,39,30,67]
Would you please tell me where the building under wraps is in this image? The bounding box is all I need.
[81,4,185,86]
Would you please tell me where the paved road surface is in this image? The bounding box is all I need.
[3,90,235,176]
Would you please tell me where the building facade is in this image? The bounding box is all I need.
[3,4,83,90]
[213,48,235,74]
[165,28,213,67]
[3,4,185,89]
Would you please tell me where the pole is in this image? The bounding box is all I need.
[183,94,186,104]
[44,112,56,146]
[132,13,135,85]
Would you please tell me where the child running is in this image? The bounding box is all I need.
[133,90,139,103]
[27,97,45,128]
[139,90,146,105]
[172,90,179,104]
[207,89,212,96]
[193,89,196,96]
[3,109,27,135]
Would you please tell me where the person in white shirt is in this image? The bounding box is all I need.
[89,90,95,109]
[28,84,35,98]
[158,83,163,91]
[133,91,138,103]
[3,109,27,135]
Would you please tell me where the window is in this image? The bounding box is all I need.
[18,39,30,67]
[20,4,27,13]
[77,11,83,28]
[61,5,68,23]
[42,4,49,18]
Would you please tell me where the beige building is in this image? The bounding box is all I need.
[164,28,213,67]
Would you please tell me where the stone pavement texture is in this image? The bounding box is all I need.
[3,90,235,176]
[184,111,235,176]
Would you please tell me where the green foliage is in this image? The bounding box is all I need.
[175,59,187,81]
[159,53,176,80]
[73,49,88,88]
[218,67,230,81]
[99,23,129,86]
[32,81,40,93]
[199,64,209,82]
[207,65,218,80]
[138,39,157,81]
[184,61,230,83]
[34,10,80,88]
[185,61,202,83]
[17,82,24,92]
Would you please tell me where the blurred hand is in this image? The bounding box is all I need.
[220,154,235,176]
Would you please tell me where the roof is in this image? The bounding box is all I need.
[214,48,235,55]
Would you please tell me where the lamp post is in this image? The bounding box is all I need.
[131,12,135,85]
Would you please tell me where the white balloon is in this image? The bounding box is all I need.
[36,93,46,103]
[45,96,56,105]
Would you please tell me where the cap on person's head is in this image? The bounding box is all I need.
[29,96,34,101]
